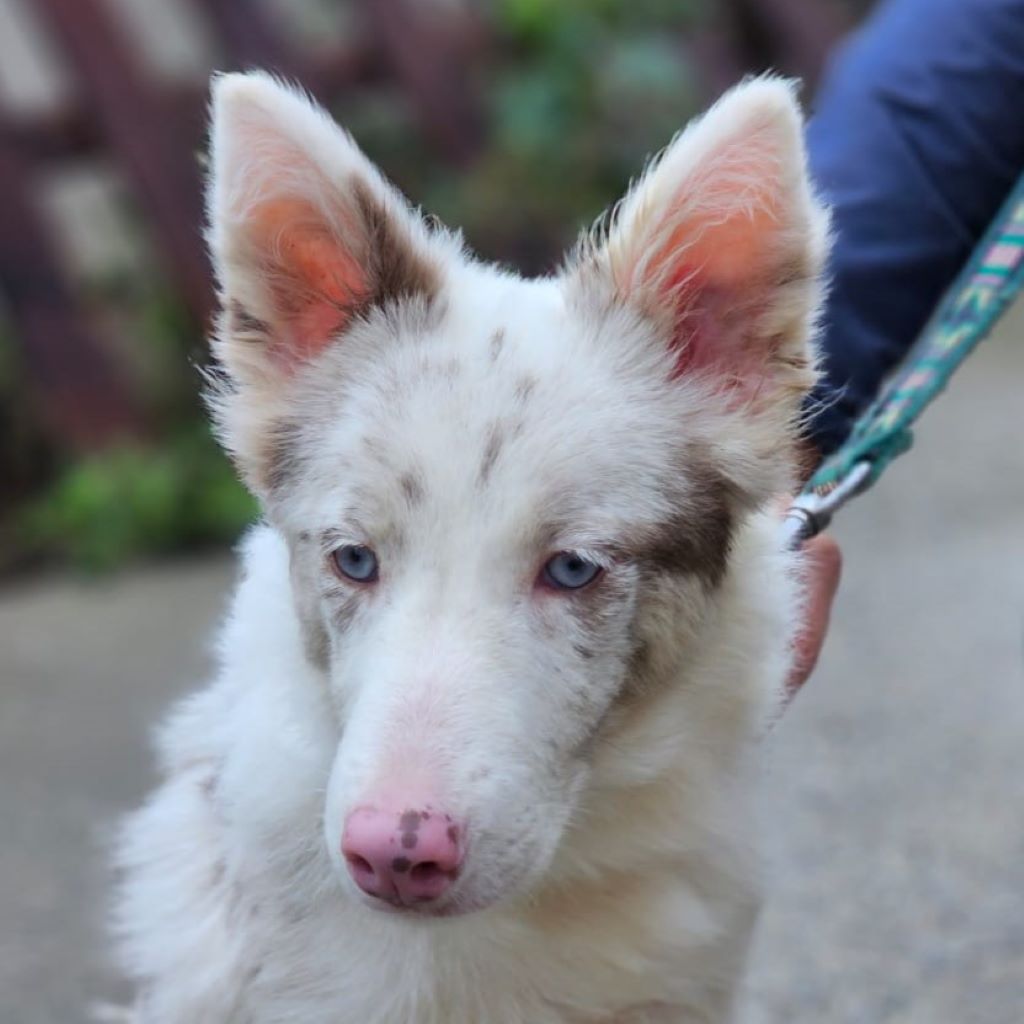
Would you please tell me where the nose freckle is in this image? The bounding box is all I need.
[400,810,423,832]
[342,805,466,905]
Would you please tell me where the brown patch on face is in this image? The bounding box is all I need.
[391,857,411,873]
[441,356,462,383]
[199,771,219,799]
[264,417,305,495]
[210,858,227,889]
[327,589,362,636]
[571,637,657,760]
[289,535,340,671]
[351,180,441,311]
[556,565,632,648]
[300,619,331,672]
[617,463,735,590]
[228,300,271,341]
[489,327,506,362]
[561,464,740,756]
[399,470,425,506]
[362,435,394,472]
[513,375,537,405]
[477,422,505,487]
[613,638,655,708]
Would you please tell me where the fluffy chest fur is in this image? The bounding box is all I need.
[118,519,793,1024]
[112,71,827,1023]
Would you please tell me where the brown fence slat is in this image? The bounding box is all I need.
[9,39,377,166]
[195,0,305,81]
[0,135,143,447]
[4,104,103,162]
[196,0,380,99]
[34,0,212,327]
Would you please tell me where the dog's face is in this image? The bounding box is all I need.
[206,73,827,916]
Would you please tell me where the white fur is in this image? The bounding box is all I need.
[112,72,828,1023]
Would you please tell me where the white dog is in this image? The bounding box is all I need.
[112,71,828,1023]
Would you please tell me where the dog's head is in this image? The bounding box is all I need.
[205,72,827,916]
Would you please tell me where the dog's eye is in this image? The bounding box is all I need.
[542,552,602,591]
[331,545,379,583]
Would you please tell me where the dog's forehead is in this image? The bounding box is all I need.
[279,271,711,541]
[356,299,675,499]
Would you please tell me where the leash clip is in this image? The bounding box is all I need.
[782,460,873,550]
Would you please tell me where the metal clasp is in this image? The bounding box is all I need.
[781,460,873,549]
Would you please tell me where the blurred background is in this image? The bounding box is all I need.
[2,1,1022,1022]
[0,0,873,572]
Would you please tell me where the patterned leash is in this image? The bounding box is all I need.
[783,171,1024,549]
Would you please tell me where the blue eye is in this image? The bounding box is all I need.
[543,552,602,591]
[332,544,379,583]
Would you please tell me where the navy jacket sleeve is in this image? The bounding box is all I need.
[805,0,1024,456]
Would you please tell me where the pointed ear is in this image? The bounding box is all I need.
[574,76,828,431]
[206,71,442,384]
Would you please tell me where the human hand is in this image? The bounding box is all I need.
[786,531,842,699]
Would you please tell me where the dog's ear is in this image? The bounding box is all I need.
[206,71,441,384]
[571,77,828,462]
[205,72,448,495]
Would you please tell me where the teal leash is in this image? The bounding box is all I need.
[784,170,1024,549]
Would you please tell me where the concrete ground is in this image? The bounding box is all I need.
[2,319,1022,1023]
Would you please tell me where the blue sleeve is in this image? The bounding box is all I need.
[805,0,1024,456]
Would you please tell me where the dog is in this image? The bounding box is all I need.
[111,70,828,1023]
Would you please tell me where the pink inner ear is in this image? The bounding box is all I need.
[250,197,370,368]
[647,186,784,397]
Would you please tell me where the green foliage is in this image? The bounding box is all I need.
[20,425,255,572]
[342,0,707,270]
[472,0,704,263]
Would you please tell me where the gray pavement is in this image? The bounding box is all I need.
[2,319,1022,1023]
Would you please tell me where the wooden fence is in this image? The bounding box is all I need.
[0,0,848,453]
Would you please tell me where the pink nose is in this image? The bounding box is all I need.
[341,807,464,905]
